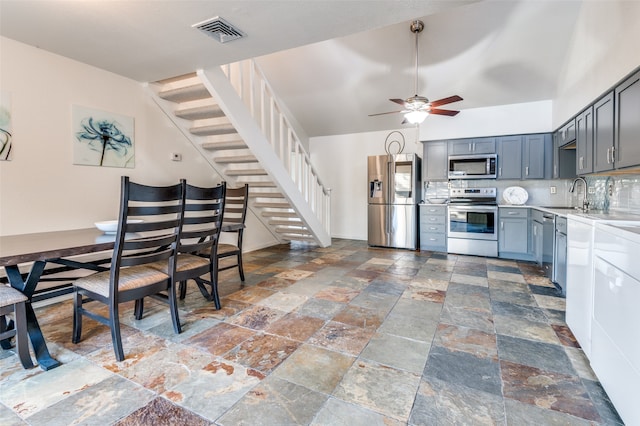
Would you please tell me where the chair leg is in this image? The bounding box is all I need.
[168,284,182,334]
[72,292,83,344]
[211,261,221,310]
[109,303,125,362]
[134,299,144,320]
[13,302,34,369]
[179,281,187,300]
[237,252,245,282]
[0,315,12,350]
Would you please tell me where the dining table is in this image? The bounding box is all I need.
[0,227,114,370]
[0,222,243,370]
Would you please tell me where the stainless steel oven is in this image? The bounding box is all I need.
[447,188,498,257]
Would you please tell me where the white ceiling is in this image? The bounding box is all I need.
[0,0,583,137]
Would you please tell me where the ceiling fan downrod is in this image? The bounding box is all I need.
[411,20,424,98]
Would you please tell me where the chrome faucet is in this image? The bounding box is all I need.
[569,177,589,211]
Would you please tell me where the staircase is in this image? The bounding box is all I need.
[145,61,331,247]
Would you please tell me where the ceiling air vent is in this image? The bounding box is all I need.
[192,16,245,43]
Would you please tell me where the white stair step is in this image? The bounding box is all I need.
[249,192,284,198]
[269,219,303,226]
[237,181,276,188]
[275,226,311,234]
[176,104,225,120]
[261,211,298,218]
[281,234,316,241]
[226,169,267,176]
[159,84,210,103]
[254,202,291,208]
[214,155,257,164]
[201,140,246,150]
[190,123,236,136]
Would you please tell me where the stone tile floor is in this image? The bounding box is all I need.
[0,239,623,425]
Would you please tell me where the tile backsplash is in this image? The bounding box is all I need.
[423,174,640,214]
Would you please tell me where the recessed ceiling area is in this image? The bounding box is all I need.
[0,0,583,137]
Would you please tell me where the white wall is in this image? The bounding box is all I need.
[0,37,276,250]
[553,0,640,127]
[310,101,552,240]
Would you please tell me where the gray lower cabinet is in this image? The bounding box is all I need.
[593,91,615,173]
[423,140,448,180]
[498,207,529,259]
[420,205,447,252]
[614,69,640,170]
[497,136,522,179]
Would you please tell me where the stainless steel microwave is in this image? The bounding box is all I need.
[448,154,497,179]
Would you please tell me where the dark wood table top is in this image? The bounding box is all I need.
[0,228,113,267]
[0,222,245,267]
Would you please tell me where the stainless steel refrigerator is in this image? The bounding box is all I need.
[367,153,421,250]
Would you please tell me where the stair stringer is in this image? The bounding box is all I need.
[199,67,331,247]
[143,81,289,246]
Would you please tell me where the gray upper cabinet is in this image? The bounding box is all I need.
[522,134,551,179]
[557,119,576,147]
[553,131,576,179]
[423,140,448,181]
[614,69,640,170]
[449,137,496,155]
[592,92,615,173]
[497,136,522,179]
[576,106,593,175]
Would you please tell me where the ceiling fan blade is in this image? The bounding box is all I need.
[368,110,404,117]
[430,95,463,108]
[429,108,460,116]
[389,98,408,107]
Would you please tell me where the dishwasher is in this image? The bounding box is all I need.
[532,210,555,279]
[553,216,567,295]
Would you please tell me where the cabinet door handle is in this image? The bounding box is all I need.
[499,167,502,176]
[579,156,583,170]
[500,221,504,230]
[606,148,611,164]
[611,146,615,163]
[534,226,537,236]
[429,227,437,230]
[469,142,472,152]
[507,211,517,215]
[429,238,437,241]
[525,166,529,176]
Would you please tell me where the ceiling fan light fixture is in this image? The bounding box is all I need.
[405,110,429,124]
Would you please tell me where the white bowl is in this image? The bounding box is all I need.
[427,198,449,204]
[95,219,143,234]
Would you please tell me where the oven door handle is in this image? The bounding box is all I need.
[448,205,497,212]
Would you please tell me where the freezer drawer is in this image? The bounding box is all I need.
[368,204,417,250]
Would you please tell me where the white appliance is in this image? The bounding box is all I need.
[592,223,640,426]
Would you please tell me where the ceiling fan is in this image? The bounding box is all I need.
[369,20,463,125]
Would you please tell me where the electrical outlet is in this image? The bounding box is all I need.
[550,186,557,194]
[588,187,595,194]
[170,153,182,161]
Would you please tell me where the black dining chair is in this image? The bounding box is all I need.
[0,285,34,369]
[215,184,249,282]
[150,180,226,309]
[72,176,185,362]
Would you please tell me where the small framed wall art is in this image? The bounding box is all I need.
[72,105,135,168]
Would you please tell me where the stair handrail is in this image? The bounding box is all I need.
[221,60,331,233]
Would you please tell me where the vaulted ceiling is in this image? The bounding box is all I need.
[0,0,582,137]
